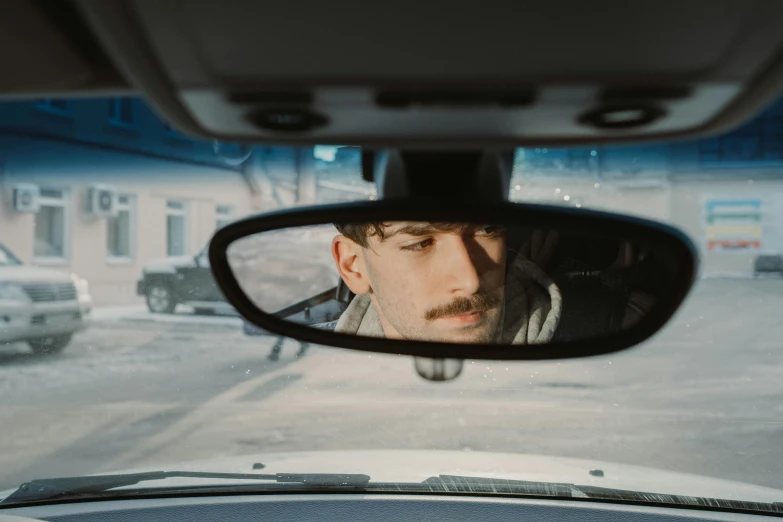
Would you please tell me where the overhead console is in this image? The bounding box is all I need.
[7,0,783,147]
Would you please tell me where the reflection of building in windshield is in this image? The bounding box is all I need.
[4,94,783,306]
[0,100,369,306]
[315,146,376,204]
[512,97,783,277]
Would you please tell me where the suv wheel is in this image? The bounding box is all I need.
[146,284,176,313]
[28,334,72,355]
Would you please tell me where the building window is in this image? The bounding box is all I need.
[216,204,235,229]
[107,195,135,260]
[699,103,783,165]
[166,200,188,256]
[514,147,600,177]
[35,98,68,114]
[109,98,135,126]
[34,188,69,261]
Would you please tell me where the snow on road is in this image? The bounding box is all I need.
[90,305,242,326]
[2,278,783,490]
[0,306,257,398]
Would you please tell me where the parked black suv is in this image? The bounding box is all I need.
[754,254,783,277]
[136,245,233,314]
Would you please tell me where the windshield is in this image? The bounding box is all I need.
[0,244,22,266]
[1,96,783,508]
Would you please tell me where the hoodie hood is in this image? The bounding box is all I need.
[335,252,562,344]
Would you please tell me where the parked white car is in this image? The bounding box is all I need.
[0,243,92,354]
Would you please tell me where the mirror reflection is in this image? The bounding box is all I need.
[227,221,673,345]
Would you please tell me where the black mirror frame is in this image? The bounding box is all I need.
[209,200,698,361]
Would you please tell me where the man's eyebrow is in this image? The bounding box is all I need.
[381,223,465,241]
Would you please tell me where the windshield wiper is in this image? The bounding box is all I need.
[419,475,582,496]
[1,471,370,504]
[415,475,783,515]
[5,472,783,516]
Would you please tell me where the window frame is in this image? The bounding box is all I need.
[698,107,783,167]
[165,199,189,257]
[34,188,71,265]
[108,97,136,127]
[106,194,136,263]
[35,98,69,115]
[215,204,236,230]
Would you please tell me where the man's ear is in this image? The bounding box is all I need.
[332,235,371,295]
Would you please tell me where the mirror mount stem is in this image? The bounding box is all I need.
[368,149,514,204]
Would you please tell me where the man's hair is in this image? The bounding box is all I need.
[334,222,386,248]
[334,222,476,248]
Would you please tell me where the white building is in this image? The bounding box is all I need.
[0,98,319,305]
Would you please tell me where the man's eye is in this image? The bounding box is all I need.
[400,238,435,251]
[475,226,504,237]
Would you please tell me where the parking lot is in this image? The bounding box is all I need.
[2,277,783,492]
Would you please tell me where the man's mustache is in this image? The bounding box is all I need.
[424,292,501,321]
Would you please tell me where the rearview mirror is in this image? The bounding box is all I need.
[208,201,696,360]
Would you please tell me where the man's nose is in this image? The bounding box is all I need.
[444,237,482,295]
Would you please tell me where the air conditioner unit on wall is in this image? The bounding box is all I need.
[12,184,40,212]
[88,185,118,217]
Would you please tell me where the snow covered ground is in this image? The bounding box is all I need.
[1,278,783,493]
[90,305,242,326]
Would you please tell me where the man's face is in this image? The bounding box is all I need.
[334,222,507,343]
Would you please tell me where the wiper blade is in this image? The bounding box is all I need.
[577,485,783,515]
[419,475,783,515]
[6,472,783,516]
[2,471,370,504]
[421,475,581,496]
